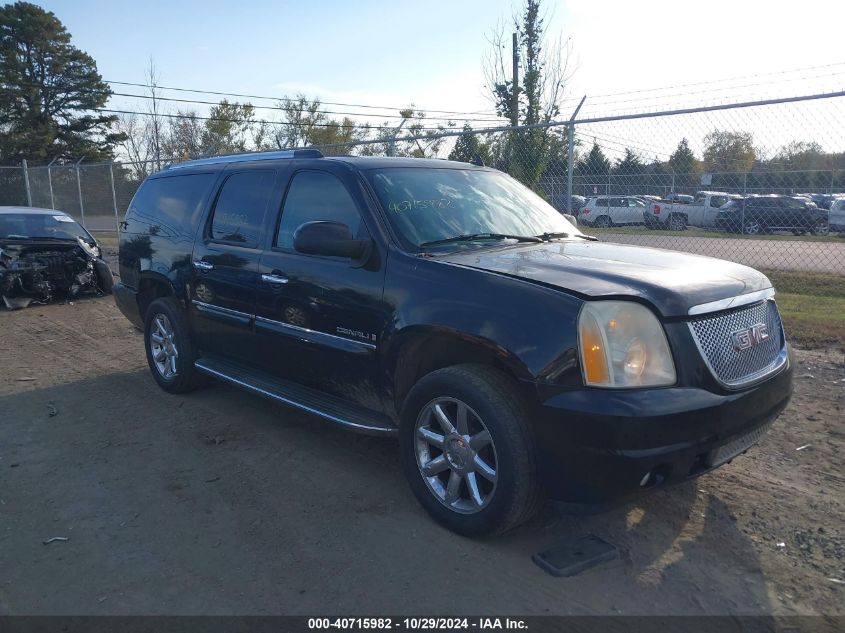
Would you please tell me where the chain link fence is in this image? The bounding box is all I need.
[2,91,844,280]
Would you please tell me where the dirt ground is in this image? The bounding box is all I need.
[0,296,843,616]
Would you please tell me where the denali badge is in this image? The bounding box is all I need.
[731,323,769,351]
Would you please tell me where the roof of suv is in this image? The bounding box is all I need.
[159,150,483,176]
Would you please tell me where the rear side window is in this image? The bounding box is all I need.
[125,173,215,236]
[608,198,624,207]
[276,171,362,251]
[594,198,609,208]
[210,171,275,247]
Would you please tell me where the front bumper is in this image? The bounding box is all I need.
[532,346,794,505]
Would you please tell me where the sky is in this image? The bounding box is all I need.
[31,0,845,159]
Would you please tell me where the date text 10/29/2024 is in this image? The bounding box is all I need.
[308,617,528,630]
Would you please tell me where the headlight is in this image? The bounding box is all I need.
[578,301,676,388]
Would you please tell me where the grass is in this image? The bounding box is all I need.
[585,226,845,243]
[762,270,845,350]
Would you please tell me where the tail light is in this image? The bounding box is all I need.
[654,205,661,215]
[582,208,590,215]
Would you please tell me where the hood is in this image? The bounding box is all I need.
[435,240,771,318]
[0,238,82,258]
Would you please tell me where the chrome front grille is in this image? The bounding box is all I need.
[688,299,786,389]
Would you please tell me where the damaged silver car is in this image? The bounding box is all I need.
[0,206,113,309]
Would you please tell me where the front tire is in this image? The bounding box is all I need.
[812,220,830,236]
[399,365,541,537]
[144,297,202,393]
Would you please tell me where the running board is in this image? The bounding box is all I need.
[194,356,397,436]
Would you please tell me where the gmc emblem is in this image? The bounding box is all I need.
[731,323,770,351]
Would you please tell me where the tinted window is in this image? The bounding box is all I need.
[710,195,729,208]
[594,198,609,208]
[608,198,624,207]
[210,171,275,247]
[784,198,805,210]
[626,198,645,207]
[126,173,215,236]
[277,171,362,250]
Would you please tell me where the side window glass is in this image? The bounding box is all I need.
[210,171,275,247]
[126,173,215,237]
[608,198,623,207]
[276,171,362,251]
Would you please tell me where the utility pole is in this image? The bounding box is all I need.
[511,32,519,127]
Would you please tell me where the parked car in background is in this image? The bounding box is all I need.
[579,195,647,227]
[550,193,586,215]
[664,193,694,204]
[829,198,845,233]
[806,193,839,210]
[714,195,829,235]
[644,191,740,231]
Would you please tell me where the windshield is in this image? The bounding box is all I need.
[0,213,92,241]
[366,168,579,249]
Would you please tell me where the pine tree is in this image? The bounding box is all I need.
[0,2,124,163]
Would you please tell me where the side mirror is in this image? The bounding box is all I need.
[293,221,371,260]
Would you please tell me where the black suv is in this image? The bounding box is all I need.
[715,195,829,235]
[114,150,793,536]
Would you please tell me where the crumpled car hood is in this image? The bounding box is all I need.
[435,240,771,318]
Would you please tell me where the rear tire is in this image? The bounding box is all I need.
[144,297,202,394]
[594,216,611,228]
[399,364,542,537]
[668,214,687,231]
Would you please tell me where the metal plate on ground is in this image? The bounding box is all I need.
[532,534,618,577]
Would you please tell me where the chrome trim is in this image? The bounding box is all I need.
[261,273,289,285]
[193,360,395,436]
[254,315,376,350]
[191,299,253,321]
[687,299,788,391]
[193,260,214,270]
[687,287,775,316]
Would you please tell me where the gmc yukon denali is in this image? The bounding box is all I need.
[113,150,794,536]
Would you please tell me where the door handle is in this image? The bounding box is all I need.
[193,260,214,271]
[261,273,289,285]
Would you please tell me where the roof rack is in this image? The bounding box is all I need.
[165,148,324,170]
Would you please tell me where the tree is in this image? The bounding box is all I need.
[578,142,610,179]
[613,148,644,175]
[668,138,696,174]
[200,100,256,155]
[484,0,574,187]
[449,124,492,164]
[268,94,370,154]
[702,129,756,173]
[0,2,124,164]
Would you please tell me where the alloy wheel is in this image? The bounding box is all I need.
[150,313,179,379]
[414,397,498,514]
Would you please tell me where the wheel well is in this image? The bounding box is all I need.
[392,334,527,412]
[137,277,175,322]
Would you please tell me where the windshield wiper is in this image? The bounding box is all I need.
[420,233,542,248]
[534,231,599,242]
